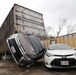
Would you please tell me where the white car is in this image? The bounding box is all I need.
[44,44,76,68]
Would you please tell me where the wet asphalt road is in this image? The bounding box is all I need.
[0,59,76,75]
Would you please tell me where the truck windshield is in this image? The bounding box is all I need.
[48,44,72,50]
[28,35,43,54]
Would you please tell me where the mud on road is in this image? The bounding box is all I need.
[0,59,76,75]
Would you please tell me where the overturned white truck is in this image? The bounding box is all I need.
[7,33,45,67]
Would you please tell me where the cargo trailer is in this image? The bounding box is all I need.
[0,4,45,54]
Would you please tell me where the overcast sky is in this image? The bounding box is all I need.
[0,0,76,35]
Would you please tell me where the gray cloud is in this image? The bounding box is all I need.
[0,0,76,35]
[43,0,76,26]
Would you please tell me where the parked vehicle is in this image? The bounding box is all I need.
[7,33,45,68]
[45,44,76,68]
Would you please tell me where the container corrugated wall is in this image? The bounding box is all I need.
[14,4,45,37]
[0,4,46,53]
[0,7,15,53]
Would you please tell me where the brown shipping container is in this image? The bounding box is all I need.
[0,4,46,53]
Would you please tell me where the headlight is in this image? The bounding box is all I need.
[46,53,54,57]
